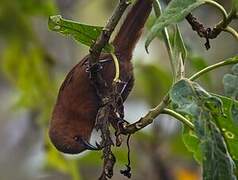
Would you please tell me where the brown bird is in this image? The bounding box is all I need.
[49,0,153,154]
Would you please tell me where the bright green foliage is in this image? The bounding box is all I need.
[2,41,56,123]
[145,0,206,50]
[212,94,238,162]
[170,79,237,179]
[182,127,202,163]
[48,15,113,52]
[0,1,81,179]
[197,113,236,180]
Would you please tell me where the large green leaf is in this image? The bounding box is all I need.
[48,15,113,52]
[170,79,237,179]
[213,94,238,161]
[182,93,238,165]
[196,112,236,180]
[145,0,206,50]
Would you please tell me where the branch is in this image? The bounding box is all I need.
[185,7,237,49]
[87,1,131,179]
[122,95,170,134]
[89,0,131,64]
[122,56,238,135]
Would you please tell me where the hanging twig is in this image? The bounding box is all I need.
[87,1,131,179]
[185,9,237,49]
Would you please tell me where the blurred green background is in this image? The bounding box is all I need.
[0,0,237,179]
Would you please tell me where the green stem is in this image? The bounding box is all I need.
[163,28,176,82]
[162,108,195,130]
[223,26,238,41]
[111,53,120,82]
[189,56,238,81]
[153,0,176,83]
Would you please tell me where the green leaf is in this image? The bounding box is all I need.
[232,103,238,124]
[223,63,238,126]
[182,127,202,163]
[169,79,201,117]
[170,79,237,179]
[48,15,113,52]
[196,113,236,180]
[145,0,206,50]
[213,94,238,161]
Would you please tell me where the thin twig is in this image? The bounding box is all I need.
[186,8,236,49]
[87,1,131,179]
[122,95,170,134]
[122,56,238,135]
[89,0,131,64]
